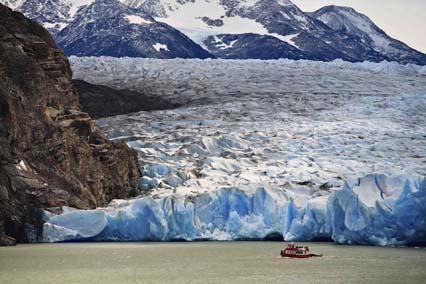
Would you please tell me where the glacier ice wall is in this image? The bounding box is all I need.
[43,174,426,246]
[328,175,426,245]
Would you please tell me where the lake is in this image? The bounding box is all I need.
[1,242,425,284]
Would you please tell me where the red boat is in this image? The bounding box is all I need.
[280,242,322,258]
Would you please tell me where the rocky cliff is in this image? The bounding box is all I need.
[0,3,140,243]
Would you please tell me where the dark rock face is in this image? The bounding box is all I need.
[73,79,179,119]
[202,17,224,27]
[204,33,311,60]
[55,0,213,59]
[0,234,16,246]
[290,32,356,62]
[0,4,141,242]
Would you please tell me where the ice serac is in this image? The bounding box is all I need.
[329,175,426,246]
[44,210,107,242]
[43,175,426,246]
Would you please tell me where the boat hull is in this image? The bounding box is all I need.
[280,243,323,258]
[281,253,313,258]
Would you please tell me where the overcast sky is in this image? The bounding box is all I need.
[292,0,426,53]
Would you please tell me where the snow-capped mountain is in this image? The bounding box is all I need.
[132,0,393,62]
[1,0,90,33]
[55,0,213,58]
[2,0,425,63]
[310,6,426,65]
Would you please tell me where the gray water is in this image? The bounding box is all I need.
[0,242,425,284]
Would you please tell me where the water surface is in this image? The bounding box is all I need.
[1,242,425,284]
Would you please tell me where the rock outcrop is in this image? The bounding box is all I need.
[0,234,16,246]
[73,79,179,119]
[0,4,140,242]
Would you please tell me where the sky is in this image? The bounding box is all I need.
[292,0,426,53]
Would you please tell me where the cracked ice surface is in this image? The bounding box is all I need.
[70,57,426,196]
[42,58,426,245]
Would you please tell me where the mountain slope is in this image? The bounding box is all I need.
[203,33,309,60]
[310,5,426,65]
[55,0,213,58]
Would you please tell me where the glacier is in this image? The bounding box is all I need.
[71,57,426,196]
[41,57,426,246]
[43,174,426,245]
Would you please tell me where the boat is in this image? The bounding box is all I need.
[280,242,323,258]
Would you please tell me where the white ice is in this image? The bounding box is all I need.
[124,14,153,25]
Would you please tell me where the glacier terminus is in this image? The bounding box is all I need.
[44,174,426,246]
[42,58,426,246]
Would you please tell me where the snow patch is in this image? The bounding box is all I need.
[124,14,152,25]
[212,35,238,49]
[153,43,169,52]
[273,33,300,48]
[238,0,259,8]
[16,160,28,172]
[42,22,68,31]
[1,0,25,10]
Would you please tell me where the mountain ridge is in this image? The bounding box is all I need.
[1,0,425,64]
[309,5,426,65]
